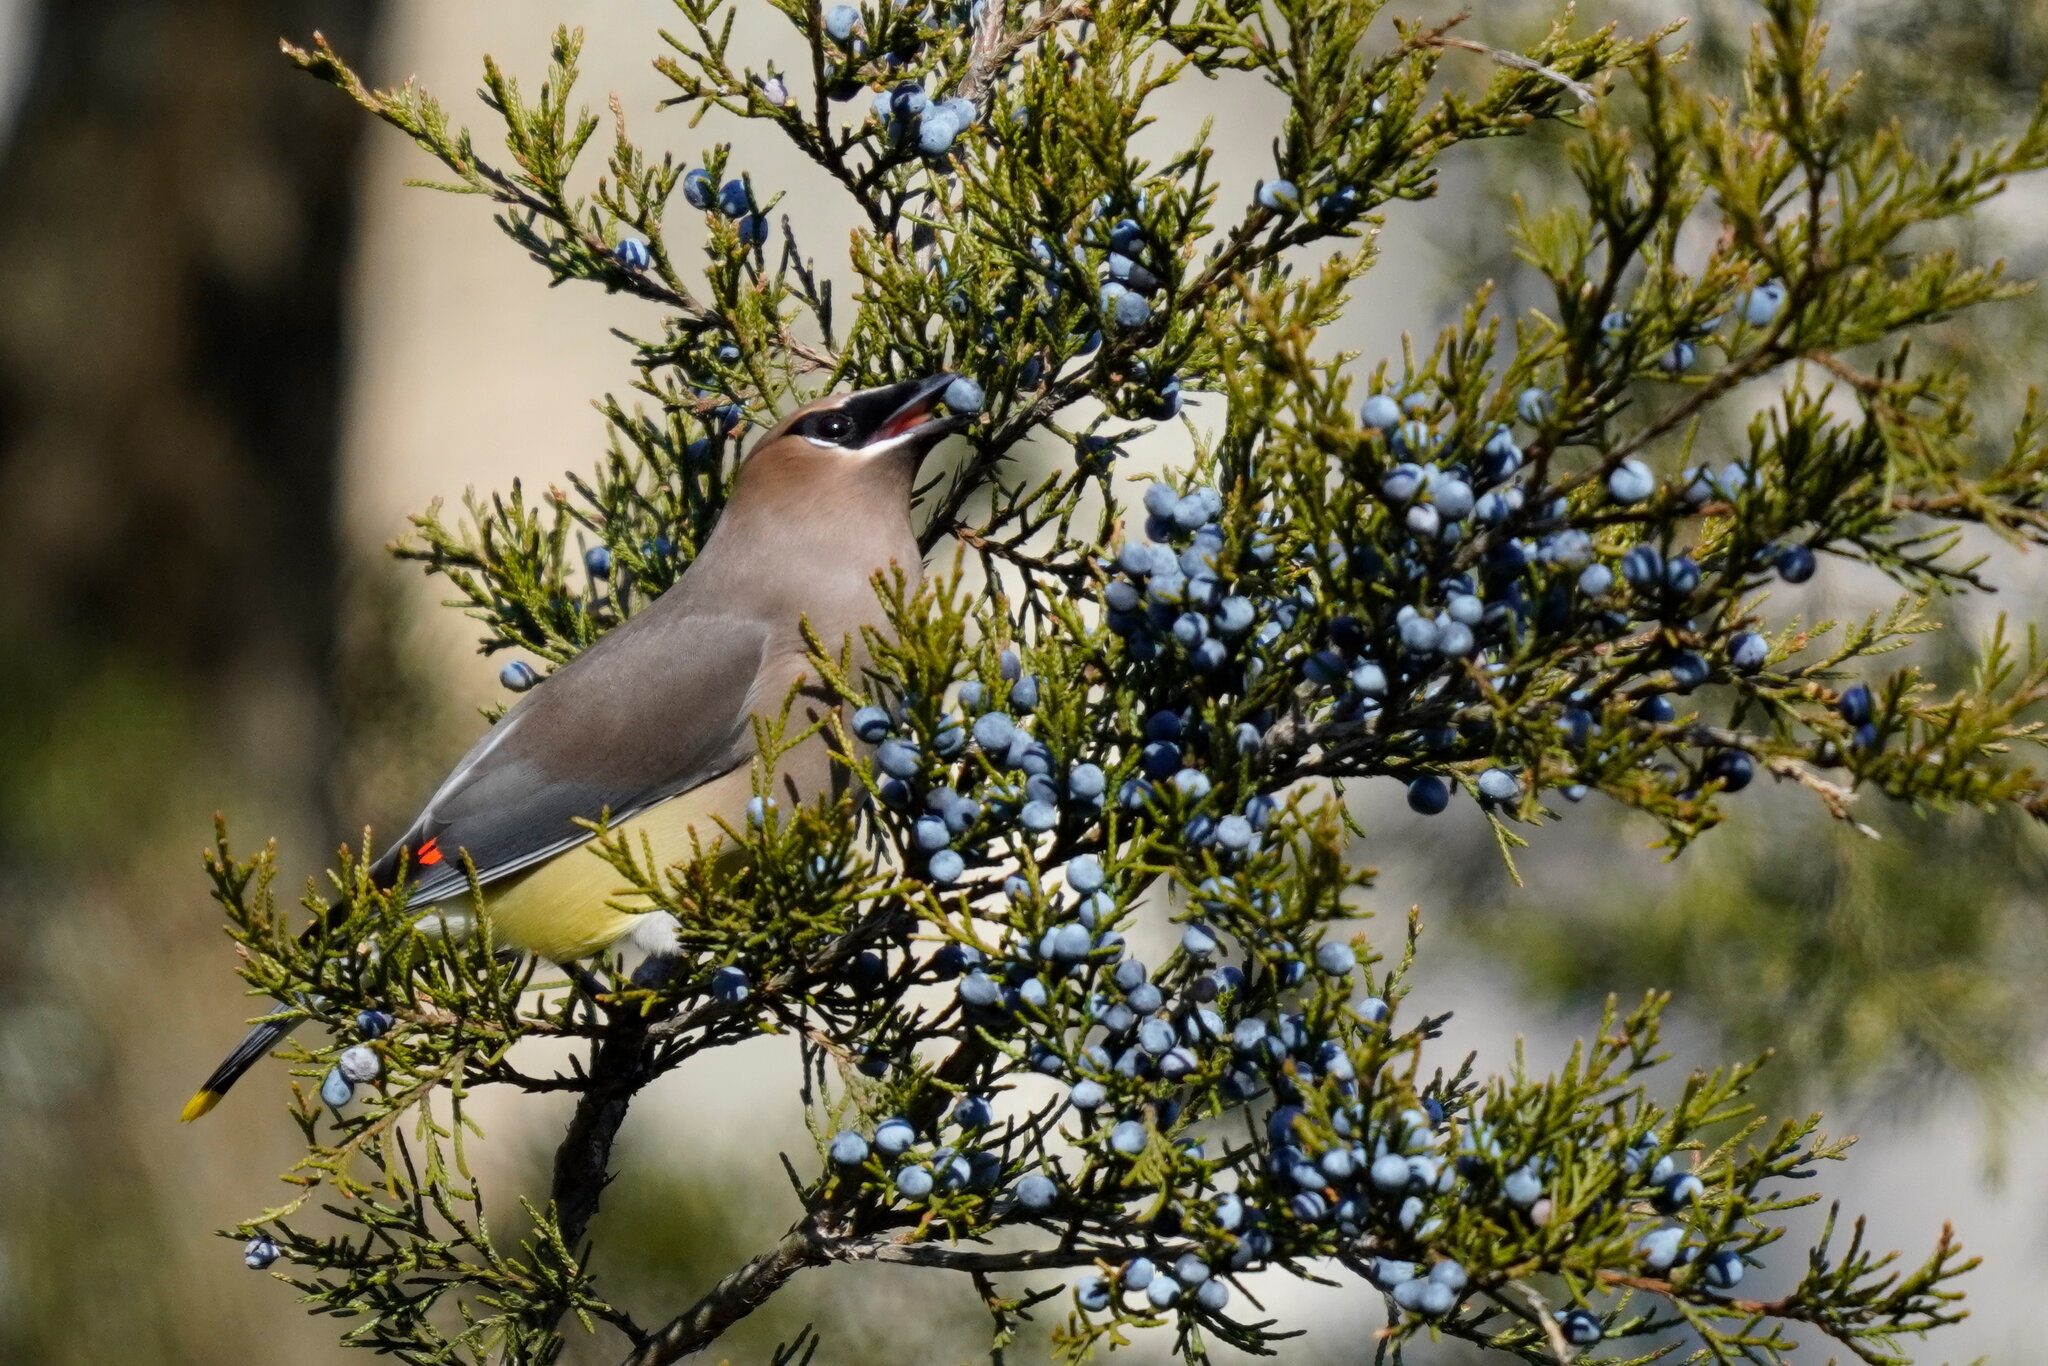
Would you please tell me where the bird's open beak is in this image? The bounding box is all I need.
[865,374,972,448]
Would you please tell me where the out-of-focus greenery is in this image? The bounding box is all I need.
[1404,0,2048,1123]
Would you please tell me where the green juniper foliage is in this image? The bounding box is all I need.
[204,0,2048,1360]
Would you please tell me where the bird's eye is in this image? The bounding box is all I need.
[806,411,856,445]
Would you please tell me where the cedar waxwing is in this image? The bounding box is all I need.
[184,375,965,1120]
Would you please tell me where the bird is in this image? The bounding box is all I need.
[184,374,965,1120]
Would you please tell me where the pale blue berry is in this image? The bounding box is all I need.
[1015,1173,1058,1211]
[1215,814,1254,850]
[1256,178,1299,212]
[1068,763,1107,799]
[1656,1171,1705,1213]
[917,111,959,156]
[876,737,921,778]
[1606,457,1657,505]
[972,711,1016,751]
[1740,280,1786,327]
[1702,1249,1745,1291]
[1381,462,1423,502]
[1558,1308,1601,1346]
[875,1116,916,1155]
[1502,1166,1543,1206]
[336,1045,381,1084]
[943,376,984,414]
[1362,394,1402,429]
[320,1066,353,1110]
[1370,1152,1412,1191]
[1476,768,1519,803]
[1638,1225,1685,1271]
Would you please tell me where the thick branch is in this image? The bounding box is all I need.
[857,1241,1118,1273]
[550,1010,656,1262]
[625,1222,831,1365]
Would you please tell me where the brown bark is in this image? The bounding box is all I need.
[0,0,381,832]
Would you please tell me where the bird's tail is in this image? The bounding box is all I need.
[183,892,363,1122]
[181,1013,305,1121]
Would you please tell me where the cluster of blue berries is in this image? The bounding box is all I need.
[1075,1248,1233,1316]
[317,1010,393,1112]
[852,649,1108,887]
[678,167,769,247]
[1254,163,1373,224]
[1094,214,1165,333]
[1104,482,1268,676]
[825,1102,1011,1206]
[871,79,978,158]
[1100,350,1855,813]
[1594,279,1787,376]
[1015,210,1183,417]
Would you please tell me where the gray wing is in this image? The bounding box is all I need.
[376,610,774,905]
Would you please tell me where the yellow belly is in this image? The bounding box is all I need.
[451,766,755,963]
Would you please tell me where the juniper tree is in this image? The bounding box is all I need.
[203,0,2048,1360]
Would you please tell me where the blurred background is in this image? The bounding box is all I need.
[0,1,2043,1362]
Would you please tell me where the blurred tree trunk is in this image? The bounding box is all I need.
[0,4,379,1364]
[0,0,380,834]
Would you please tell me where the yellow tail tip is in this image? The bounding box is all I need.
[181,1089,222,1123]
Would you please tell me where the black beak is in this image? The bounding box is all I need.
[844,374,971,450]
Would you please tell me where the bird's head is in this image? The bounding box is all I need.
[753,374,971,468]
[711,375,971,568]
